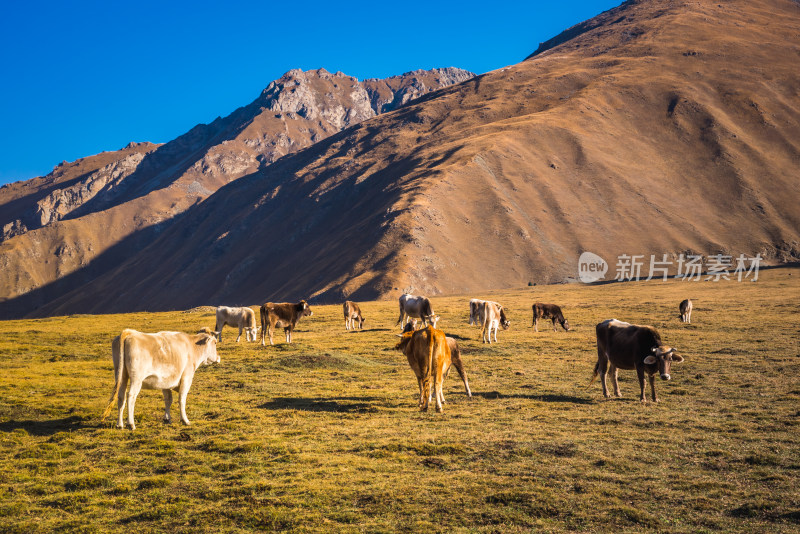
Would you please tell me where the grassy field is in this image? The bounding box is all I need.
[0,268,798,533]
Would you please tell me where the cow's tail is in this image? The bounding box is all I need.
[101,330,131,421]
[587,362,600,388]
[260,305,267,345]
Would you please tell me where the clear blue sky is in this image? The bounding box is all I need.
[0,0,621,185]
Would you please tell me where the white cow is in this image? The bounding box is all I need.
[215,306,259,342]
[477,300,510,343]
[102,328,220,430]
[343,301,365,330]
[396,294,440,329]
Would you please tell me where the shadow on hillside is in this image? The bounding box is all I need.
[474,391,593,404]
[0,415,85,436]
[259,396,383,413]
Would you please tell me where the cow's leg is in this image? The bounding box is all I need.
[215,321,223,342]
[162,389,173,424]
[598,353,610,398]
[610,365,622,397]
[417,377,425,407]
[451,357,472,398]
[116,370,128,429]
[648,374,658,403]
[268,323,275,345]
[552,318,558,332]
[178,376,194,426]
[493,324,498,343]
[285,327,291,343]
[235,325,243,343]
[688,310,692,324]
[420,375,431,412]
[126,380,142,430]
[636,366,647,403]
[534,317,539,332]
[433,367,444,413]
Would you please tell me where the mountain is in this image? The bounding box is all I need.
[0,68,474,317]
[5,0,800,318]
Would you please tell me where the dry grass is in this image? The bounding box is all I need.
[1,268,798,532]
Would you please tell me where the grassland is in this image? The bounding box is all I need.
[0,268,798,533]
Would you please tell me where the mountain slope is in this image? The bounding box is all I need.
[0,68,473,316]
[25,0,800,317]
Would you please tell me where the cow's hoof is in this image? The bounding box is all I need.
[615,393,622,398]
[116,423,124,429]
[163,418,172,424]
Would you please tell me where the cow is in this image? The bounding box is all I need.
[343,301,365,331]
[532,303,571,332]
[396,294,440,329]
[260,300,313,345]
[475,300,510,343]
[102,328,220,430]
[468,298,482,326]
[679,299,693,323]
[215,306,259,342]
[591,319,685,403]
[394,324,451,412]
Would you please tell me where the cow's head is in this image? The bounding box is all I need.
[561,318,571,331]
[499,308,510,330]
[394,323,415,351]
[429,315,441,329]
[643,346,683,380]
[358,316,365,329]
[195,330,220,365]
[299,300,313,317]
[245,326,261,342]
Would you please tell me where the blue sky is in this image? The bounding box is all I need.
[0,1,621,185]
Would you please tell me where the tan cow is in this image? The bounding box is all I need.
[215,306,259,342]
[343,301,365,330]
[102,328,220,430]
[396,294,440,329]
[475,300,510,343]
[679,299,693,323]
[260,300,313,345]
[394,324,451,412]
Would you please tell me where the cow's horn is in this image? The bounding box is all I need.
[651,347,658,353]
[668,348,676,354]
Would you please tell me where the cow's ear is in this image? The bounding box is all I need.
[643,355,657,365]
[672,354,684,363]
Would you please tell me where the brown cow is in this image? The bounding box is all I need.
[591,319,685,403]
[679,299,693,323]
[532,303,570,332]
[394,324,452,412]
[343,301,365,330]
[260,300,313,345]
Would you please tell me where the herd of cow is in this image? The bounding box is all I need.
[103,294,692,429]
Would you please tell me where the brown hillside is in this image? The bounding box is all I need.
[0,68,473,316]
[7,0,800,317]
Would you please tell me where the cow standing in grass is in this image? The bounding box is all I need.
[394,324,452,412]
[396,294,440,329]
[679,299,693,323]
[215,306,259,342]
[343,301,365,331]
[260,300,313,345]
[103,328,219,430]
[592,319,684,403]
[532,303,571,332]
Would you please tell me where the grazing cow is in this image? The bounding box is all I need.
[396,294,440,329]
[476,300,510,343]
[215,306,259,342]
[532,303,571,332]
[679,299,693,323]
[102,328,220,430]
[394,324,451,412]
[591,319,685,403]
[343,301,365,331]
[469,298,481,326]
[260,300,313,345]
